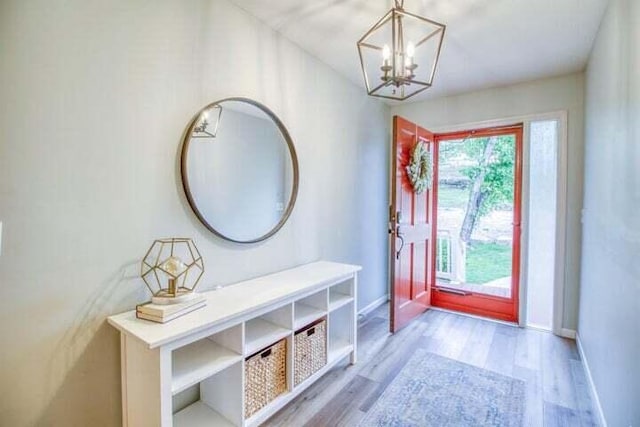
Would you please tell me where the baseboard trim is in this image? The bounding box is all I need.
[526,322,552,333]
[559,328,577,339]
[576,333,608,427]
[358,294,388,317]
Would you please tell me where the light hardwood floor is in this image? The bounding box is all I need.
[264,304,598,427]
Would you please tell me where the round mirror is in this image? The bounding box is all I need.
[181,98,299,243]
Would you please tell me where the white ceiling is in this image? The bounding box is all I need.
[229,0,609,103]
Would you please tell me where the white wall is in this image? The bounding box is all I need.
[391,73,585,331]
[0,0,389,425]
[579,0,640,424]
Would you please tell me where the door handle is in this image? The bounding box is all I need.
[395,226,404,260]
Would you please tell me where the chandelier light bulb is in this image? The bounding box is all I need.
[406,42,415,58]
[382,44,391,61]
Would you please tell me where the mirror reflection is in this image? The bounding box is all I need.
[181,98,298,243]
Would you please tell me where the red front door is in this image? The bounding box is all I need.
[389,116,436,333]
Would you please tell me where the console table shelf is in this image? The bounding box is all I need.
[244,318,290,356]
[293,303,325,329]
[329,292,353,311]
[108,261,360,427]
[174,401,236,427]
[172,340,242,395]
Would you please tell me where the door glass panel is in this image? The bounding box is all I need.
[526,120,558,329]
[436,135,516,297]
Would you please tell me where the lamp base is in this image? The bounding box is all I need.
[152,288,198,305]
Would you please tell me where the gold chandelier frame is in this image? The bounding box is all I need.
[357,0,446,100]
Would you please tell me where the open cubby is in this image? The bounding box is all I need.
[244,304,292,356]
[174,401,236,427]
[172,324,243,395]
[294,290,327,329]
[328,302,355,363]
[173,361,243,427]
[329,279,354,311]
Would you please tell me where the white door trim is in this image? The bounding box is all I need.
[431,111,569,335]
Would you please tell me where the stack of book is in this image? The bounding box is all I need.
[136,294,206,323]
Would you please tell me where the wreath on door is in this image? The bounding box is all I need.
[405,141,432,194]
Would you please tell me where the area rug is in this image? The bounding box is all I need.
[360,350,525,427]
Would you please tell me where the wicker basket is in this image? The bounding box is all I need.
[244,339,287,419]
[294,318,327,386]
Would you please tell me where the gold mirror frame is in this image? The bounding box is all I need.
[180,97,299,244]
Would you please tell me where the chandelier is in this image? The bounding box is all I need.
[357,0,446,100]
[192,104,222,139]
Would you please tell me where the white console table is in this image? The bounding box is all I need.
[108,261,361,427]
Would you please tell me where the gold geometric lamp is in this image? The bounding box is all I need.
[141,238,204,305]
[357,0,446,100]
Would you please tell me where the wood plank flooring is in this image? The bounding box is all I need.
[264,304,598,427]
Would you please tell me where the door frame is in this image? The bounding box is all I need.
[432,124,523,323]
[427,111,569,334]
